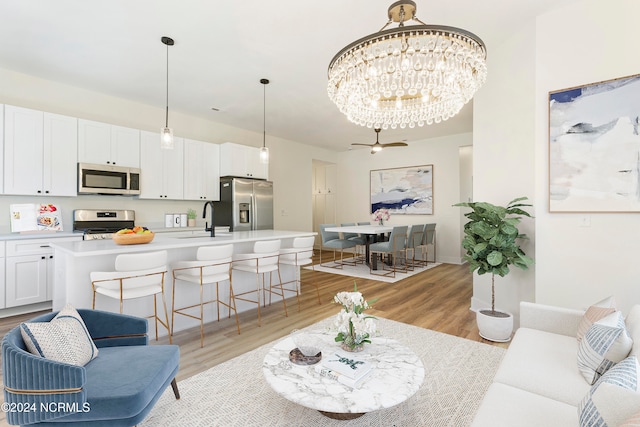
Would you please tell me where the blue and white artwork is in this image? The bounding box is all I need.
[549,74,640,212]
[370,165,433,214]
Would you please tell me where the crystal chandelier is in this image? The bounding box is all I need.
[327,1,487,130]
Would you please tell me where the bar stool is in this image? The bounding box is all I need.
[232,240,285,326]
[278,236,318,308]
[171,244,239,348]
[91,250,172,343]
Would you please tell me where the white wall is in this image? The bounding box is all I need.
[472,20,537,317]
[336,133,472,264]
[533,0,640,314]
[473,0,640,317]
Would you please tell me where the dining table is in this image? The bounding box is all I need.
[325,224,393,270]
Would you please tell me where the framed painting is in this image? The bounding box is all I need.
[549,73,640,212]
[370,165,433,214]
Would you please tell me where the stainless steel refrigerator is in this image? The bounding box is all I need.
[214,177,274,231]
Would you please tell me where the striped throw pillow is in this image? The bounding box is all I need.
[579,356,640,427]
[20,304,98,366]
[577,296,617,341]
[577,311,633,384]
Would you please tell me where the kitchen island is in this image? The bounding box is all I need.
[50,230,316,336]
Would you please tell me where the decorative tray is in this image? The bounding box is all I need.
[112,232,155,245]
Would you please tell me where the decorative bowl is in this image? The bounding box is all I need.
[290,330,322,357]
[112,232,155,245]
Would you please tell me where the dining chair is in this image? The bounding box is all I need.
[416,223,436,265]
[171,244,239,348]
[341,222,366,263]
[232,240,285,326]
[405,224,426,270]
[369,225,409,277]
[278,236,319,307]
[318,224,358,268]
[91,250,172,343]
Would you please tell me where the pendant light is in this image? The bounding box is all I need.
[259,78,270,164]
[160,36,175,150]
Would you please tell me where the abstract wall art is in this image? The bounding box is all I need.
[370,165,433,214]
[549,74,640,212]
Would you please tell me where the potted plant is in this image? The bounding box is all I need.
[454,197,534,342]
[187,209,197,227]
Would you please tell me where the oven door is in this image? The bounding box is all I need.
[78,163,139,195]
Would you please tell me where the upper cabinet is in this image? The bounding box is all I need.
[183,139,220,201]
[4,106,78,196]
[219,142,268,180]
[78,119,140,168]
[139,131,184,200]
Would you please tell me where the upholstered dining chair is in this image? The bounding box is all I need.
[341,222,366,262]
[91,250,172,343]
[278,236,318,307]
[232,239,285,326]
[319,224,358,268]
[416,223,436,265]
[369,225,409,277]
[171,244,239,348]
[405,224,426,270]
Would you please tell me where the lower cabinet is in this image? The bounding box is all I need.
[4,237,81,309]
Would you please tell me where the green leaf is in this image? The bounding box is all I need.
[486,251,503,266]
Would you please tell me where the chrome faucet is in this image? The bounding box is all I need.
[202,201,215,237]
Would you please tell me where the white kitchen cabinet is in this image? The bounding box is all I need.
[0,104,4,193]
[4,237,81,308]
[0,242,5,309]
[4,106,78,196]
[78,119,140,168]
[139,130,184,199]
[183,139,220,201]
[219,142,268,180]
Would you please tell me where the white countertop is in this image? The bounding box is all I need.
[49,229,316,257]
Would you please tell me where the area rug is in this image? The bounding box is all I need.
[141,317,505,427]
[305,261,442,283]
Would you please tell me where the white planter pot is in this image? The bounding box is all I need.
[476,309,513,342]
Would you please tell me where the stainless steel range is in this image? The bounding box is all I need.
[73,209,135,240]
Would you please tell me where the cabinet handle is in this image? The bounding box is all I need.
[40,245,50,248]
[49,255,53,259]
[37,190,42,194]
[41,256,45,260]
[45,190,50,194]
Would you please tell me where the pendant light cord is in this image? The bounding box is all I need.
[165,41,169,128]
[263,82,266,148]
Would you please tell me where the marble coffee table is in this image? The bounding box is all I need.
[262,331,425,419]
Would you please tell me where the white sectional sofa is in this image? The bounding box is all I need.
[472,301,640,427]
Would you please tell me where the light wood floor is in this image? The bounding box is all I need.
[0,252,507,390]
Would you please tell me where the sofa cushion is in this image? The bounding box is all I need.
[492,327,591,406]
[471,382,578,427]
[578,311,633,384]
[578,356,640,427]
[577,296,617,341]
[20,304,99,366]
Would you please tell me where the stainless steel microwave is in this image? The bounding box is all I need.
[78,163,141,195]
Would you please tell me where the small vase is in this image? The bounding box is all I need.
[378,219,384,226]
[340,342,364,352]
[187,218,196,227]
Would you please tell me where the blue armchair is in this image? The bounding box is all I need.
[2,309,180,426]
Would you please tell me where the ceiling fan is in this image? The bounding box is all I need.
[351,128,408,154]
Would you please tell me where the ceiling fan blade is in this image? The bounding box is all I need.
[381,142,408,147]
[351,143,373,147]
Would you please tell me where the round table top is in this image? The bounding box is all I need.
[262,331,425,415]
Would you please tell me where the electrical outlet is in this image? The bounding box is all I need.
[578,215,591,227]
